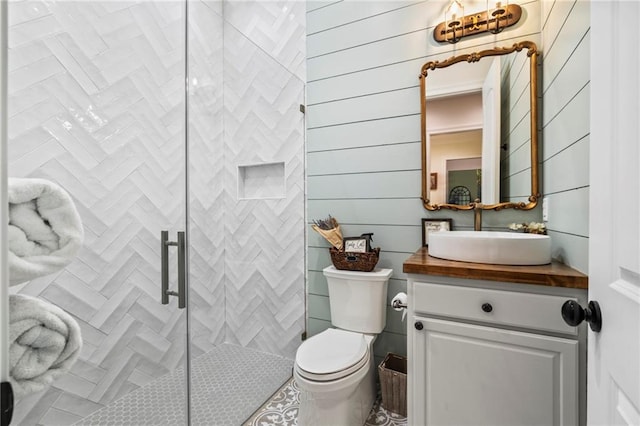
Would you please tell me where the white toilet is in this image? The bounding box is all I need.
[294,265,393,426]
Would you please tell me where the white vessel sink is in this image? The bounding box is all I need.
[428,231,551,266]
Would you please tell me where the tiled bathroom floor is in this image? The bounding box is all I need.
[244,377,408,426]
[73,343,405,426]
[75,344,293,425]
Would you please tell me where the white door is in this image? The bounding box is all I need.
[481,58,501,204]
[588,1,640,424]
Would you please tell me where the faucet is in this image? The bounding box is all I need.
[473,199,483,231]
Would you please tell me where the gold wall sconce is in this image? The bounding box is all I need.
[434,1,522,44]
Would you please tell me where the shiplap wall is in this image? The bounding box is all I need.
[540,0,590,273]
[306,0,546,362]
[500,48,536,204]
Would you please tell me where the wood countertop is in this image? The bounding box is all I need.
[403,247,588,289]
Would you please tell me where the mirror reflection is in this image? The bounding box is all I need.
[420,41,540,211]
[429,127,482,206]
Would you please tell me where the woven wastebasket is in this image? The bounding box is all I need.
[378,353,407,416]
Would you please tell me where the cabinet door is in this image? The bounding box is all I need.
[412,316,578,426]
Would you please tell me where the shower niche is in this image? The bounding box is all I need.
[237,162,286,200]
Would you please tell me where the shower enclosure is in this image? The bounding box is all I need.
[1,1,305,424]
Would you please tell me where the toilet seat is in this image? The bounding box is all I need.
[295,329,369,382]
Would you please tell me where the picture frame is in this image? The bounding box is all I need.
[343,236,369,253]
[430,172,438,190]
[422,218,452,246]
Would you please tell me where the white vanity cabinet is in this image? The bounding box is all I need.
[404,251,588,426]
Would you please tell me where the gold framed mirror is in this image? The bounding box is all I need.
[420,41,540,211]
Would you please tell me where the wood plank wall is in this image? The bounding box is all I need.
[540,0,590,273]
[501,49,535,204]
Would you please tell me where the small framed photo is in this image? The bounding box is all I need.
[343,236,369,253]
[430,172,438,190]
[422,218,452,247]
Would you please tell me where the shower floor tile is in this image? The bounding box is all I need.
[244,378,408,426]
[75,344,293,426]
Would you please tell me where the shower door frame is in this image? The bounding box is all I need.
[182,0,192,423]
[1,0,11,421]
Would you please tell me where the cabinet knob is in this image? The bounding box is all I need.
[561,300,602,332]
[481,303,493,313]
[414,321,424,331]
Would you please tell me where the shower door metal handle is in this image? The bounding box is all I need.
[161,230,186,309]
[161,231,171,305]
[176,231,186,309]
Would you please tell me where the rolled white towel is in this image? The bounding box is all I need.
[8,178,84,285]
[9,294,83,399]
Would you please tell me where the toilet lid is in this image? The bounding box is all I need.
[296,329,368,381]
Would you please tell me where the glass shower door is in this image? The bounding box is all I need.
[5,1,191,424]
[185,1,306,424]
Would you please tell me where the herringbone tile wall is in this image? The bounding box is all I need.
[9,1,193,424]
[186,1,226,359]
[222,18,305,359]
[224,0,306,82]
[6,0,305,424]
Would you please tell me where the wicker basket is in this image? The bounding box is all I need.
[329,247,380,272]
[378,353,407,416]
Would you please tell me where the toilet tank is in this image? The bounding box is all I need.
[323,266,393,334]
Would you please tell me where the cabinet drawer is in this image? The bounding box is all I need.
[413,282,577,335]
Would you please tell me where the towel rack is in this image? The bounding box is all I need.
[161,231,186,309]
